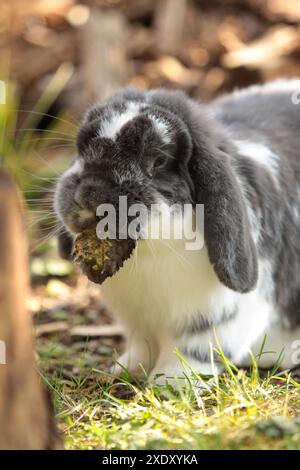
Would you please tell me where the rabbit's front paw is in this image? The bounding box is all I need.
[110,351,140,376]
[149,354,219,390]
[110,344,154,378]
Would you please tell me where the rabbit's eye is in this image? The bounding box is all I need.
[152,156,165,170]
[72,174,81,185]
[146,156,165,178]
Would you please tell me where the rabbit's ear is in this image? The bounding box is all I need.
[57,231,74,260]
[189,145,258,293]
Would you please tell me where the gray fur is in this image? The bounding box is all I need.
[176,308,238,337]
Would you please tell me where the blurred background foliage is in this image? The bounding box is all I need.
[1,0,300,396]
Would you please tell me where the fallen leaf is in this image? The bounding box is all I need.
[70,324,123,337]
[222,26,300,69]
[35,321,69,336]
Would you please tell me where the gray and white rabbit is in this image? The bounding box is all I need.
[54,80,300,384]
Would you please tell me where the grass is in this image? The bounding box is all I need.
[0,66,76,252]
[0,63,75,187]
[38,341,300,450]
[33,279,300,451]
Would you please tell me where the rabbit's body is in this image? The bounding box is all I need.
[55,80,300,382]
[101,235,283,378]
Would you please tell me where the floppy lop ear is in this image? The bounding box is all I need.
[57,231,74,260]
[146,88,258,292]
[189,144,258,293]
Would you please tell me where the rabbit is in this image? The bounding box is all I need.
[54,80,300,385]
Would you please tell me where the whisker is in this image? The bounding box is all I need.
[160,238,192,269]
[28,209,56,214]
[21,137,75,144]
[23,191,56,196]
[22,186,56,194]
[16,109,79,129]
[27,208,57,216]
[26,205,55,210]
[24,199,54,203]
[31,150,65,177]
[30,227,59,238]
[134,241,139,274]
[24,195,53,200]
[29,216,59,226]
[32,224,60,234]
[21,170,59,182]
[36,144,76,152]
[153,147,176,160]
[23,185,56,190]
[27,214,57,226]
[14,128,77,138]
[28,212,57,218]
[28,224,60,237]
[145,238,156,261]
[30,226,62,253]
[129,240,138,276]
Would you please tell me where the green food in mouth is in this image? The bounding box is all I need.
[73,227,136,284]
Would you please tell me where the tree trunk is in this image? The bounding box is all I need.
[155,0,187,55]
[78,9,130,103]
[0,170,62,450]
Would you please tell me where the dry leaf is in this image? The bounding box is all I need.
[35,321,69,337]
[222,26,300,69]
[70,324,123,337]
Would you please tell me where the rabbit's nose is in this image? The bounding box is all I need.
[77,206,96,224]
[66,204,97,233]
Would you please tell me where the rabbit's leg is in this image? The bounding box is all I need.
[110,336,156,376]
[248,324,300,370]
[150,300,273,387]
[149,344,221,388]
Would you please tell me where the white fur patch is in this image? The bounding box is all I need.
[291,186,300,224]
[99,101,172,144]
[234,140,280,190]
[100,202,288,376]
[180,259,276,365]
[64,159,83,177]
[234,172,262,245]
[99,102,141,140]
[150,116,172,144]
